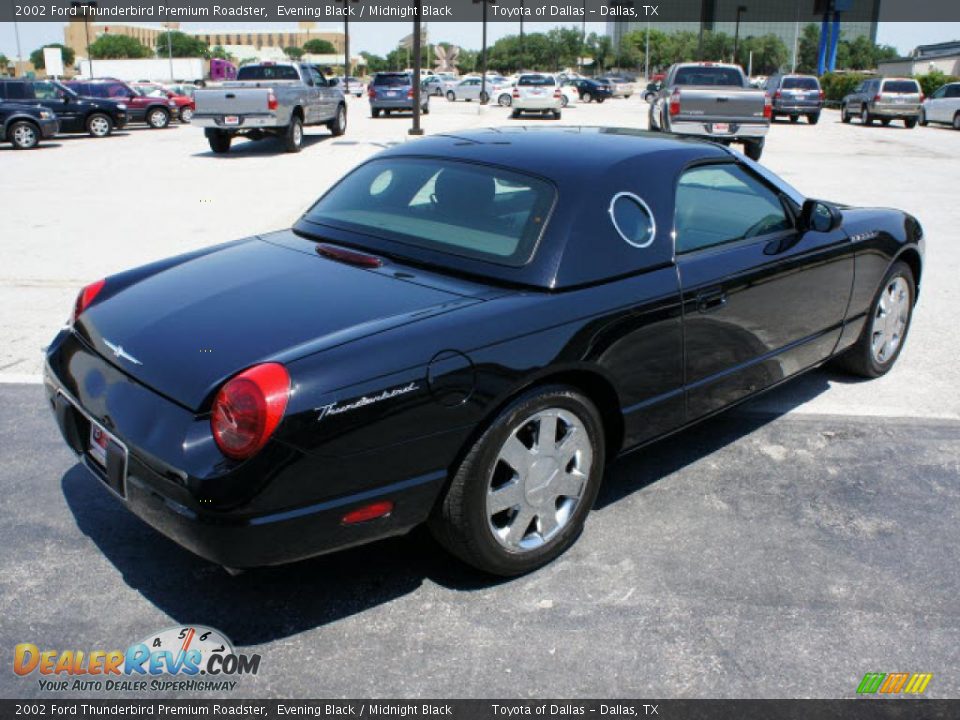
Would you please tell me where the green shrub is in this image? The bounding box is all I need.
[820,72,870,102]
[914,70,960,98]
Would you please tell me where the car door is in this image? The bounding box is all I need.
[31,81,78,132]
[675,161,854,419]
[946,84,960,123]
[307,65,332,121]
[926,85,947,122]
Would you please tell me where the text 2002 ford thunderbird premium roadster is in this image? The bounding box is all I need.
[45,128,923,576]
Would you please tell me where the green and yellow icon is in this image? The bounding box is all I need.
[857,672,933,695]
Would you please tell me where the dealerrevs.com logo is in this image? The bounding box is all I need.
[14,626,261,693]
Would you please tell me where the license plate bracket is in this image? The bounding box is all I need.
[87,418,128,498]
[712,122,731,134]
[223,115,240,126]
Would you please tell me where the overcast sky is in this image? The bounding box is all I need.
[2,21,959,61]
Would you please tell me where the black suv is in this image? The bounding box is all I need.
[1,100,59,149]
[0,79,127,137]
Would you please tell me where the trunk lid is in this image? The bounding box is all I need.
[76,233,482,410]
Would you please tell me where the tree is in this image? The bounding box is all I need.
[209,45,234,62]
[457,48,479,73]
[284,46,305,60]
[796,24,821,74]
[739,34,789,75]
[586,32,614,73]
[155,31,209,58]
[88,35,152,59]
[0,54,8,75]
[303,39,336,55]
[29,43,76,70]
[359,51,387,74]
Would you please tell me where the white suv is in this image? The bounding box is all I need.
[510,74,562,120]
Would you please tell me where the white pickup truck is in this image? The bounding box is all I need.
[193,62,346,154]
[648,62,771,160]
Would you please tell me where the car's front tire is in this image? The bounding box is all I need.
[836,260,915,378]
[918,108,928,126]
[180,106,193,123]
[582,91,592,103]
[841,104,851,123]
[147,107,170,129]
[498,93,512,107]
[954,112,960,131]
[429,386,606,576]
[86,112,113,137]
[283,115,303,153]
[328,104,347,136]
[8,120,39,149]
[446,91,456,102]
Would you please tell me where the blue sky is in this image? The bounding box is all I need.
[2,21,959,61]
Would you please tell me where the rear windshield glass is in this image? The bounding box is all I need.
[303,158,556,267]
[237,65,299,81]
[674,67,743,86]
[781,77,819,90]
[519,75,555,86]
[374,74,411,87]
[882,80,920,93]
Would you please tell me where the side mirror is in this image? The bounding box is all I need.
[328,78,338,87]
[800,199,843,233]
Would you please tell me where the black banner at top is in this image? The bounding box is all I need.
[4,0,960,23]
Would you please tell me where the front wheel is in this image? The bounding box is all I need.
[918,109,928,126]
[328,104,347,136]
[429,386,606,576]
[86,112,113,137]
[841,105,851,123]
[596,97,606,104]
[561,95,569,108]
[446,91,456,102]
[835,261,915,378]
[8,121,39,149]
[283,116,303,153]
[179,106,193,123]
[582,91,592,103]
[147,107,170,129]
[954,112,960,131]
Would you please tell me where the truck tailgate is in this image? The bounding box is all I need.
[674,87,767,123]
[194,88,272,116]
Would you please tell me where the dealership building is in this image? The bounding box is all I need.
[607,0,880,68]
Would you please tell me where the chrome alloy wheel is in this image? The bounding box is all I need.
[12,123,37,148]
[486,408,592,553]
[292,121,303,146]
[89,116,111,136]
[870,276,909,364]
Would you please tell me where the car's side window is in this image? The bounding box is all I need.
[946,85,960,98]
[33,81,58,100]
[675,164,791,254]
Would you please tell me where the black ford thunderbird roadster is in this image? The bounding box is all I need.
[45,128,923,576]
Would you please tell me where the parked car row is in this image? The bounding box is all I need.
[0,76,197,149]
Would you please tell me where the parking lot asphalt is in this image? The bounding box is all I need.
[0,382,957,698]
[3,93,959,700]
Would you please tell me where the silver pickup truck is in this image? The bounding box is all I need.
[193,62,346,154]
[648,62,771,160]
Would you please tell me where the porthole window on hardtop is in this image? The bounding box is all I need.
[609,192,656,249]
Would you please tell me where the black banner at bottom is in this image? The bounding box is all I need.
[1,700,956,720]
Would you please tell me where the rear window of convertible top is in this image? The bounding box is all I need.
[303,158,556,267]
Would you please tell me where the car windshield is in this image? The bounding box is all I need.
[519,75,555,87]
[303,158,556,267]
[375,74,410,87]
[674,67,743,86]
[237,65,300,81]
[781,77,819,90]
[883,80,919,93]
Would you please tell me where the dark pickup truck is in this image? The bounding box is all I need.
[0,79,127,137]
[648,62,771,160]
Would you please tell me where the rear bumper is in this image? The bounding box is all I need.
[193,113,279,130]
[773,101,822,113]
[514,99,562,111]
[43,333,450,568]
[870,103,921,118]
[668,120,769,139]
[370,99,425,110]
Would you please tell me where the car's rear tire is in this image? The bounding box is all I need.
[552,110,561,120]
[371,108,381,118]
[904,117,917,129]
[861,107,873,125]
[479,91,489,104]
[147,107,170,129]
[808,113,820,125]
[835,260,915,379]
[582,91,592,103]
[744,139,764,161]
[841,105,851,123]
[86,112,113,137]
[498,93,512,107]
[790,114,799,123]
[283,115,303,153]
[954,112,960,131]
[596,97,606,104]
[8,120,39,149]
[422,103,430,115]
[881,118,891,126]
[328,104,346,136]
[561,95,569,108]
[429,386,606,576]
[510,109,521,119]
[206,130,231,154]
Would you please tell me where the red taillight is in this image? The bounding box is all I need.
[72,279,106,323]
[818,90,825,101]
[342,501,394,525]
[773,89,781,99]
[368,86,376,99]
[919,93,925,102]
[553,88,561,98]
[211,363,290,461]
[669,88,681,116]
[267,91,278,111]
[763,95,773,119]
[407,87,414,99]
[512,88,519,98]
[874,94,882,102]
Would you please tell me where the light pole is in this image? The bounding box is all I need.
[71,1,97,77]
[733,5,747,67]
[474,0,494,105]
[13,21,22,76]
[410,4,424,136]
[580,0,586,75]
[335,0,359,79]
[644,19,650,80]
[164,23,174,82]
[519,0,524,72]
